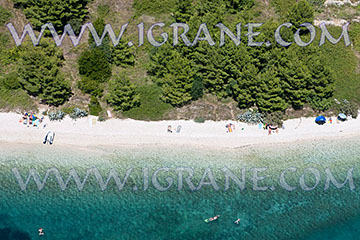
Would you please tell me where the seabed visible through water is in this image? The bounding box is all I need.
[1,137,360,239]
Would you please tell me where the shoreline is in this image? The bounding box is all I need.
[0,112,359,150]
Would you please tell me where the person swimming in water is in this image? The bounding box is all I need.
[209,215,220,221]
[38,228,44,236]
[234,218,241,224]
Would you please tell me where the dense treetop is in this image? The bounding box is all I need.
[12,0,91,31]
[0,0,359,119]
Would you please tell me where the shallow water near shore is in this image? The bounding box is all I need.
[1,138,360,239]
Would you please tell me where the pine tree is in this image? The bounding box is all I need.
[17,39,71,106]
[88,17,112,63]
[307,57,334,100]
[89,96,103,116]
[146,1,335,117]
[78,47,111,82]
[194,45,232,99]
[191,75,204,101]
[149,43,194,106]
[256,69,288,113]
[225,0,254,12]
[12,0,91,32]
[111,40,135,67]
[89,17,106,46]
[41,73,72,106]
[160,52,194,106]
[174,0,193,23]
[0,6,12,25]
[106,75,140,112]
[231,63,259,108]
[277,47,311,109]
[149,43,179,80]
[78,47,112,96]
[286,0,314,30]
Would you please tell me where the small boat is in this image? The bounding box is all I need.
[43,130,55,145]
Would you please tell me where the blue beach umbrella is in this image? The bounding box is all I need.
[338,113,347,121]
[315,116,326,125]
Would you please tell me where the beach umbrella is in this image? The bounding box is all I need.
[315,116,326,125]
[338,113,347,121]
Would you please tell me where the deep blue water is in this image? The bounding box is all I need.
[305,214,360,240]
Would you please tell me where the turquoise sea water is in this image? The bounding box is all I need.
[1,137,360,239]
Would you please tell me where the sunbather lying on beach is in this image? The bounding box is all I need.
[167,125,172,133]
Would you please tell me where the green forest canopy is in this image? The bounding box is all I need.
[0,0,359,120]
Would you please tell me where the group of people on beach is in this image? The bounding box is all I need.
[226,123,235,133]
[167,125,182,133]
[167,123,239,134]
[18,112,55,145]
[327,117,344,124]
[167,122,283,134]
[264,123,279,135]
[19,112,45,128]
